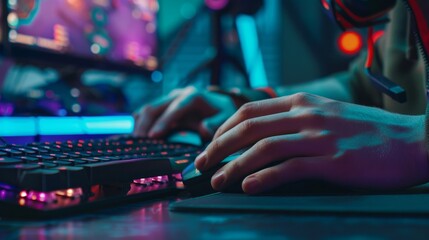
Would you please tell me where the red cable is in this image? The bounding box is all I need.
[365,27,374,68]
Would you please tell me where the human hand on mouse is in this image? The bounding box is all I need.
[132,86,238,141]
[195,93,429,194]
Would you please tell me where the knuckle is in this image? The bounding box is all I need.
[239,119,258,133]
[292,92,311,105]
[254,137,278,153]
[208,139,223,156]
[238,102,257,118]
[240,120,255,133]
[214,126,223,137]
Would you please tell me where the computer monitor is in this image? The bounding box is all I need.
[2,0,159,73]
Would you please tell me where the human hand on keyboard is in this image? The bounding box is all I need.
[195,93,429,194]
[133,86,237,141]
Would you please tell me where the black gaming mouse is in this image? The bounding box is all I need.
[182,153,241,196]
[182,153,351,197]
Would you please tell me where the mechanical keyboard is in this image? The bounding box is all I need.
[0,135,203,218]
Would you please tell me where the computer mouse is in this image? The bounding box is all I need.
[182,153,241,196]
[182,153,351,197]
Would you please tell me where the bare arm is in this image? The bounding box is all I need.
[273,71,354,103]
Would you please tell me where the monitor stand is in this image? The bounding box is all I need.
[178,9,249,88]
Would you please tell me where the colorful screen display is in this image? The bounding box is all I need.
[6,0,158,70]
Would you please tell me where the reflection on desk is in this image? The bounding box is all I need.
[1,196,429,239]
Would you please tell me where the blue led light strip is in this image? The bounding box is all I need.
[0,116,134,136]
[236,15,268,88]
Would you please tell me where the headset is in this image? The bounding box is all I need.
[321,0,407,103]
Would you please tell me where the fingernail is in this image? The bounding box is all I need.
[195,151,207,169]
[212,170,225,189]
[243,176,260,194]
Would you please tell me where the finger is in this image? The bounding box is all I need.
[214,93,327,140]
[210,133,327,191]
[132,94,177,137]
[148,88,206,138]
[241,156,330,194]
[197,110,314,171]
[213,95,301,139]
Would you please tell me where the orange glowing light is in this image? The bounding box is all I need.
[338,31,363,55]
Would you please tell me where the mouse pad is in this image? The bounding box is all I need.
[170,186,429,216]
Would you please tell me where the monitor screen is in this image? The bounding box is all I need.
[4,0,158,72]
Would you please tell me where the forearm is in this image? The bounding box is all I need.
[274,71,354,103]
[209,71,361,109]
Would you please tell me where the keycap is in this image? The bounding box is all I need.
[2,148,24,156]
[0,164,40,186]
[15,156,39,163]
[55,166,89,189]
[19,169,63,191]
[0,157,23,166]
[13,147,37,155]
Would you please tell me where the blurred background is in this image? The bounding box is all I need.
[0,0,368,139]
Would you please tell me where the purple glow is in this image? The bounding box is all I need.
[172,173,183,181]
[0,190,6,199]
[0,103,14,116]
[28,191,57,203]
[133,175,169,185]
[205,0,229,10]
[10,0,158,68]
[39,193,46,201]
[133,178,151,185]
[0,183,15,190]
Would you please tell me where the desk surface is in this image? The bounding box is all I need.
[1,196,429,239]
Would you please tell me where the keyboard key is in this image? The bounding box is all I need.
[67,159,88,165]
[12,147,37,155]
[19,169,63,191]
[39,146,61,153]
[15,156,39,163]
[0,157,23,166]
[27,146,49,154]
[62,153,80,158]
[81,157,172,185]
[49,153,68,159]
[0,136,203,192]
[34,155,55,161]
[0,164,40,186]
[2,148,24,156]
[55,166,89,189]
[37,162,57,168]
[48,160,73,166]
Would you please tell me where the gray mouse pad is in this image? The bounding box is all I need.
[170,187,429,216]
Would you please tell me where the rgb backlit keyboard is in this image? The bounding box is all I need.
[0,136,202,218]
